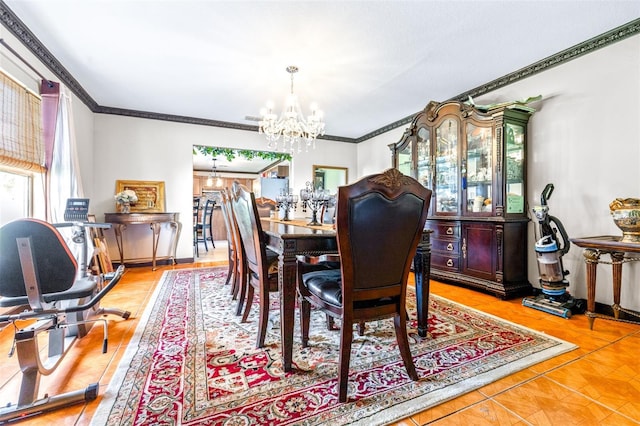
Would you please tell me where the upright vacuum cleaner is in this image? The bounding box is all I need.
[522,183,585,318]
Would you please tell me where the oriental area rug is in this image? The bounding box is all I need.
[92,268,576,426]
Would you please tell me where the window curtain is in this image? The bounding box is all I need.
[40,79,59,219]
[47,85,84,223]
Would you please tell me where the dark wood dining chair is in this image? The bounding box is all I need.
[196,199,215,251]
[193,196,201,257]
[219,189,237,287]
[221,188,248,316]
[230,181,280,348]
[296,168,432,402]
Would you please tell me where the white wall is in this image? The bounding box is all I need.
[357,127,406,176]
[357,34,640,311]
[480,34,640,310]
[92,115,357,260]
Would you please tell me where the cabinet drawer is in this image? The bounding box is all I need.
[431,238,460,253]
[431,253,460,272]
[426,221,460,239]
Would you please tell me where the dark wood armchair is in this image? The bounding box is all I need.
[230,181,279,348]
[296,168,432,402]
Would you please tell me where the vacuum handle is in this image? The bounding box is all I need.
[549,215,571,257]
[540,183,554,206]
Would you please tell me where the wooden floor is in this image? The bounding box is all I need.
[1,240,639,425]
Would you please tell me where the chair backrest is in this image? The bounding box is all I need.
[0,218,78,297]
[335,168,432,303]
[202,199,215,228]
[193,197,200,226]
[219,189,237,252]
[255,197,277,217]
[230,182,269,279]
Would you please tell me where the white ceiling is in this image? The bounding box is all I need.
[2,1,640,170]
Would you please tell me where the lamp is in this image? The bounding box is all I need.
[259,66,325,154]
[300,181,333,226]
[275,187,298,221]
[207,158,223,188]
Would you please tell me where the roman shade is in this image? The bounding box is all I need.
[0,69,44,172]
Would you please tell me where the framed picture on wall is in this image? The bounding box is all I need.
[115,180,166,213]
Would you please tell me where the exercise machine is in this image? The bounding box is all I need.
[0,216,130,423]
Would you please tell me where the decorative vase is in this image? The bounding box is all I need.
[610,198,640,243]
[121,202,131,214]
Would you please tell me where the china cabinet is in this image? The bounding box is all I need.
[390,100,533,298]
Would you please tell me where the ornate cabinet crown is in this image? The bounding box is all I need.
[390,100,533,298]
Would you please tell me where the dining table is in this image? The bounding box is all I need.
[261,217,432,372]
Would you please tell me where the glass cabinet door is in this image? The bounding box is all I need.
[465,123,493,213]
[396,140,413,177]
[435,118,458,213]
[416,127,432,189]
[505,123,525,213]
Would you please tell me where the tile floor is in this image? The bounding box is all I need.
[0,240,638,425]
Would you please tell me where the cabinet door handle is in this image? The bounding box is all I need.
[446,243,454,251]
[446,259,454,267]
[446,227,453,235]
[462,238,467,259]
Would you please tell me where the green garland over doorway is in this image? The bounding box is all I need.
[194,146,291,163]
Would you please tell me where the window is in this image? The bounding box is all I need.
[0,169,31,224]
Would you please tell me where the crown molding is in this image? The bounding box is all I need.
[2,1,638,143]
[1,0,99,110]
[95,105,355,142]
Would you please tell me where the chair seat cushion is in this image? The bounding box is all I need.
[303,269,343,307]
[302,269,400,310]
[0,277,97,308]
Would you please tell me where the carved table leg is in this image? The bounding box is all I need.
[414,230,431,338]
[279,241,297,373]
[150,223,161,271]
[112,224,126,266]
[583,248,600,330]
[168,221,181,265]
[610,251,624,319]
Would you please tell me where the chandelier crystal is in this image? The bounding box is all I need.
[259,66,325,154]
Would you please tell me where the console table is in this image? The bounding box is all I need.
[570,235,640,329]
[105,212,181,270]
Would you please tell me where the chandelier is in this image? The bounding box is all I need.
[259,66,325,154]
[207,158,222,187]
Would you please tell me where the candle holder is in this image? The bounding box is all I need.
[300,181,333,226]
[275,188,298,221]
